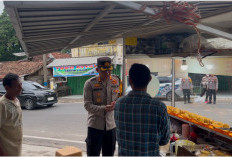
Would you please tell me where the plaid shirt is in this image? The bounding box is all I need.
[114,91,170,156]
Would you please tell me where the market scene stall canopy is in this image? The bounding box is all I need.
[4,1,232,57]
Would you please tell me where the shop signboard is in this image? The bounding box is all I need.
[53,64,98,77]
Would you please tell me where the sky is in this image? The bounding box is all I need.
[0,1,4,14]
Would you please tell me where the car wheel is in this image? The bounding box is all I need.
[24,99,35,110]
[47,104,54,107]
[166,92,178,101]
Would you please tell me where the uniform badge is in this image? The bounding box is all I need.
[112,79,117,85]
[96,98,101,103]
[97,92,101,97]
[104,62,110,67]
[113,89,119,93]
[94,83,101,87]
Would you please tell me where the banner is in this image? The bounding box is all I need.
[53,64,98,77]
[125,37,137,46]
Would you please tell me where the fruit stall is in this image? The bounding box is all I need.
[167,106,232,156]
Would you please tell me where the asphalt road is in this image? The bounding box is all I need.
[22,103,88,150]
[22,100,232,151]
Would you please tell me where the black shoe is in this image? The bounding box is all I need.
[213,102,216,104]
[184,102,187,104]
[207,102,212,104]
[188,101,192,103]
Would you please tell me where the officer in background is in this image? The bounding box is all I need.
[207,74,218,104]
[83,57,120,156]
[181,76,193,104]
[200,74,209,103]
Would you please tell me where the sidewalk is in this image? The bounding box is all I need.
[22,144,87,156]
[58,95,83,103]
[57,93,232,103]
[22,144,58,156]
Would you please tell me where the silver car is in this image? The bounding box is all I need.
[156,76,183,101]
[126,76,183,101]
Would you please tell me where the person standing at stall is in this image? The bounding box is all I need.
[83,57,120,156]
[115,63,170,156]
[181,76,193,104]
[0,73,23,156]
[207,74,218,104]
[200,74,209,103]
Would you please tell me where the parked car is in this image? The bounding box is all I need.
[0,81,58,110]
[126,76,183,101]
[156,76,183,101]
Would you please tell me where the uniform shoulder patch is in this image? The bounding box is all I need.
[90,76,97,82]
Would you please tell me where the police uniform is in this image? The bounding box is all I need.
[84,57,120,156]
[200,75,209,101]
[207,75,218,104]
[181,77,193,104]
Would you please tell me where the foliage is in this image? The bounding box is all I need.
[0,8,25,61]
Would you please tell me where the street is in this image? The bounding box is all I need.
[22,103,88,151]
[21,99,232,155]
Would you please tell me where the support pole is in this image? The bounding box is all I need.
[172,58,175,107]
[196,24,232,41]
[122,38,126,96]
[43,54,48,87]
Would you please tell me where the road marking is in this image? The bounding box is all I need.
[24,135,119,148]
[24,135,85,144]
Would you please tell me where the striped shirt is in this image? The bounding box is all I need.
[114,91,170,156]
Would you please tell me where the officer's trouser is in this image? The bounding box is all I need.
[183,89,190,103]
[86,127,116,156]
[200,88,209,101]
[208,89,216,103]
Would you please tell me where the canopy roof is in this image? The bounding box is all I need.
[4,1,232,57]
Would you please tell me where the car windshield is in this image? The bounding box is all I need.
[158,77,179,84]
[22,82,45,90]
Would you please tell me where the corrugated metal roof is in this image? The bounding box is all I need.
[47,56,114,67]
[4,1,232,57]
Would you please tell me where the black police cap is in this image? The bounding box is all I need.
[97,57,112,67]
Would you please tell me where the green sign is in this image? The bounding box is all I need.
[53,64,98,77]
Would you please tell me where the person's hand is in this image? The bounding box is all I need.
[216,88,218,92]
[105,101,116,112]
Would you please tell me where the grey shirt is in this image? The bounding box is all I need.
[181,77,193,90]
[208,76,218,90]
[84,75,120,130]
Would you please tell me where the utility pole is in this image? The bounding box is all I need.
[122,38,126,96]
[43,54,48,87]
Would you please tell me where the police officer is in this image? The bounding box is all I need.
[207,74,218,104]
[201,74,209,103]
[83,57,120,156]
[181,76,193,104]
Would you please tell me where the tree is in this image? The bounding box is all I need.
[0,8,25,61]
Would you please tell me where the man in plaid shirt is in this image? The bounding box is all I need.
[115,63,170,156]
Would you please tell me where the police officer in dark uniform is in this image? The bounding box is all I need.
[84,57,120,156]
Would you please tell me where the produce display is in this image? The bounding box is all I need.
[183,144,232,156]
[167,106,232,137]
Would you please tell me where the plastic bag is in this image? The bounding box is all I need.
[194,96,205,103]
[179,34,214,53]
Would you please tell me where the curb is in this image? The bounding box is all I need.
[58,98,83,103]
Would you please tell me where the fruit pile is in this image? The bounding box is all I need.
[167,106,232,137]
